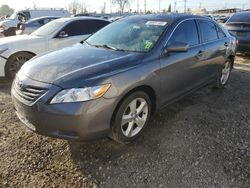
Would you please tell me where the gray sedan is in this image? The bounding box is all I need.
[12,14,237,144]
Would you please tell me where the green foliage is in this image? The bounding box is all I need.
[168,4,172,12]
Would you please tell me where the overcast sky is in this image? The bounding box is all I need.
[1,0,250,13]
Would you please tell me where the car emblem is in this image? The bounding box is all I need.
[17,80,25,90]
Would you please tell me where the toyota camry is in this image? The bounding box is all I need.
[12,14,237,144]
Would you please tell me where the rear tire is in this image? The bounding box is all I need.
[110,91,152,144]
[5,52,34,80]
[213,59,233,89]
[4,27,16,36]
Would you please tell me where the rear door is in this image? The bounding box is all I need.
[159,19,206,103]
[197,19,228,78]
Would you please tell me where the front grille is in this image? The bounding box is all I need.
[13,79,48,103]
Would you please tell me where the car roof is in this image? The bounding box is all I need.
[57,16,111,23]
[26,16,61,23]
[233,11,250,15]
[123,13,205,24]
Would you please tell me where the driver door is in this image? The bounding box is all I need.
[159,19,206,104]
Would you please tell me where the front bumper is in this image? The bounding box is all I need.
[0,56,7,77]
[11,76,118,141]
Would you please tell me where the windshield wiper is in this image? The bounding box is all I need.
[94,44,125,51]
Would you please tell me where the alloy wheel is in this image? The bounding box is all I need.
[220,61,231,85]
[9,55,31,78]
[121,98,149,138]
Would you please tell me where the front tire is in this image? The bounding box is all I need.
[110,91,152,144]
[4,27,16,36]
[5,52,34,79]
[214,59,233,89]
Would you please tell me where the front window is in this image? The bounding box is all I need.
[31,20,65,37]
[86,19,168,52]
[168,20,199,47]
[9,12,17,19]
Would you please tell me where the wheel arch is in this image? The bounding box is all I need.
[111,85,157,126]
[4,51,36,77]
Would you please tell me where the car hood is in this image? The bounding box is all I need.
[0,34,43,46]
[0,19,12,25]
[20,43,145,87]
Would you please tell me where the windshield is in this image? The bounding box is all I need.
[9,12,17,19]
[228,13,250,23]
[86,19,168,53]
[31,20,65,37]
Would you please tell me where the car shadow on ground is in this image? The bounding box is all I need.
[68,64,250,186]
[68,88,234,185]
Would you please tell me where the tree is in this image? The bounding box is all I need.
[112,0,131,15]
[66,0,88,15]
[168,4,172,12]
[0,5,14,17]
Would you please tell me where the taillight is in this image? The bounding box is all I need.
[236,40,239,45]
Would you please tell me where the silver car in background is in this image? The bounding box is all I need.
[16,16,60,35]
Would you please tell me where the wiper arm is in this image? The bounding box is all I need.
[94,44,125,51]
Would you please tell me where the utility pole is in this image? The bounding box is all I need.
[137,0,139,13]
[159,0,161,13]
[144,0,147,14]
[184,0,187,13]
[174,1,177,12]
[110,0,112,14]
[199,2,202,9]
[104,2,106,14]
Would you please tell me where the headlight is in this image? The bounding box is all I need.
[0,25,5,31]
[50,84,111,104]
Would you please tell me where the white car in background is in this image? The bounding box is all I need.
[0,17,110,79]
[0,9,71,36]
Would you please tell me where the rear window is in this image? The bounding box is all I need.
[228,13,250,23]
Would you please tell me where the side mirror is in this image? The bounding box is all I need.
[58,31,68,38]
[164,42,189,54]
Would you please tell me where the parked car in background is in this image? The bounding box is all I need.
[224,11,250,54]
[0,17,110,79]
[11,14,237,144]
[0,9,70,36]
[16,16,60,35]
[217,16,229,24]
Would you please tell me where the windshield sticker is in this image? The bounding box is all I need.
[133,25,141,29]
[145,41,153,50]
[146,21,167,26]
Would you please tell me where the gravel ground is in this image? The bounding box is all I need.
[0,56,250,188]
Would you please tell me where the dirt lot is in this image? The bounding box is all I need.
[0,56,250,188]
